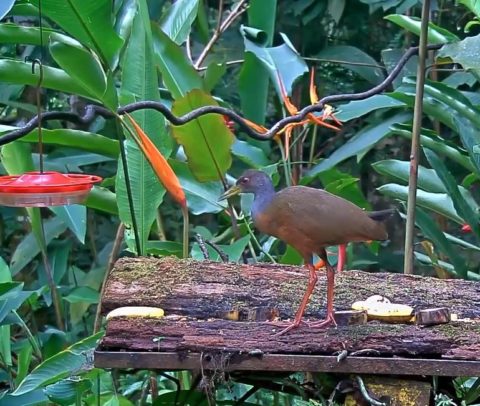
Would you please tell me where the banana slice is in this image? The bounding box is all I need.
[352,296,414,323]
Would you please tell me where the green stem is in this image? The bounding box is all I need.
[12,310,42,361]
[181,204,190,258]
[243,218,276,263]
[308,125,318,166]
[39,218,64,331]
[115,118,142,256]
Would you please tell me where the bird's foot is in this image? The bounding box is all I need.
[308,313,337,329]
[268,319,307,336]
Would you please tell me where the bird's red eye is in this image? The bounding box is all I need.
[240,177,249,184]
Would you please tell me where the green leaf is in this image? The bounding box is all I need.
[1,141,46,256]
[458,0,480,19]
[0,60,98,100]
[0,23,73,46]
[316,45,384,85]
[145,241,183,257]
[0,390,48,406]
[373,158,478,207]
[49,39,107,102]
[159,0,199,44]
[203,62,227,92]
[151,23,203,99]
[49,205,86,244]
[238,0,277,124]
[306,112,411,177]
[392,78,480,130]
[454,115,480,176]
[15,344,33,386]
[232,139,270,168]
[414,207,469,279]
[170,160,226,215]
[377,183,463,223]
[83,186,118,215]
[63,286,99,304]
[10,217,67,276]
[381,48,418,88]
[10,128,120,158]
[240,27,308,99]
[391,123,476,173]
[335,95,406,122]
[385,14,459,44]
[424,148,480,238]
[32,0,123,67]
[0,261,12,367]
[45,378,92,406]
[13,332,103,396]
[117,0,169,255]
[414,251,480,281]
[315,168,371,209]
[0,282,34,324]
[373,159,447,193]
[171,89,234,182]
[438,34,480,76]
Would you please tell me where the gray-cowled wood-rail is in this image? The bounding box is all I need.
[219,169,393,335]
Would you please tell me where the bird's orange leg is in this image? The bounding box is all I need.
[337,244,347,272]
[314,244,347,272]
[309,261,337,328]
[272,263,317,336]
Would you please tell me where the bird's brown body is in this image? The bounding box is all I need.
[253,186,387,258]
[219,170,392,335]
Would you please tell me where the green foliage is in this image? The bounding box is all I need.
[1,0,480,404]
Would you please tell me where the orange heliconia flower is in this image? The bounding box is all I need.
[273,70,342,159]
[124,113,187,208]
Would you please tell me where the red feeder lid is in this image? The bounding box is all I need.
[0,171,102,207]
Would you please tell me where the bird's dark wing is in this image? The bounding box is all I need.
[262,186,387,250]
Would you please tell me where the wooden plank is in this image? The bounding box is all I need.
[101,317,480,360]
[97,257,480,373]
[94,351,480,376]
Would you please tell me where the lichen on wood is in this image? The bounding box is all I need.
[99,256,480,360]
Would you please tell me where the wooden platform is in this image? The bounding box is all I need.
[95,256,480,376]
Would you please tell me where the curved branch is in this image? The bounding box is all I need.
[0,44,441,147]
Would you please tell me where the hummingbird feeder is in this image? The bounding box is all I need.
[0,10,102,207]
[0,171,102,207]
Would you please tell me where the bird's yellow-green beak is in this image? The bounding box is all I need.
[218,185,242,201]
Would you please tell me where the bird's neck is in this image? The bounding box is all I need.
[251,184,275,218]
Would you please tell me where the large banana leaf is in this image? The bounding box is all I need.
[116,0,168,255]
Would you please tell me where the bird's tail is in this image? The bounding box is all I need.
[368,208,396,222]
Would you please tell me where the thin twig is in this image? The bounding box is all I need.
[194,0,248,69]
[404,0,430,275]
[194,233,210,259]
[94,223,125,333]
[204,240,229,262]
[216,0,224,32]
[0,45,441,146]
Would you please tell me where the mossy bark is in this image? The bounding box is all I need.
[100,256,480,359]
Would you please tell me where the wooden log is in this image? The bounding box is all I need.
[102,257,480,320]
[101,316,480,360]
[99,256,480,361]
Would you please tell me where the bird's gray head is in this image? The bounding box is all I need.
[219,170,273,200]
